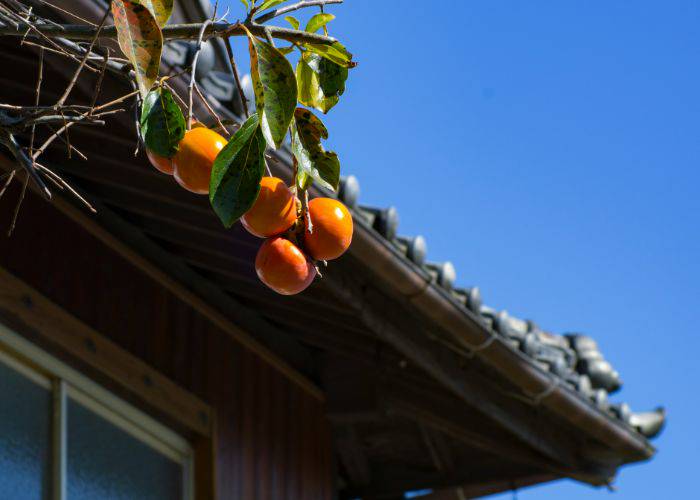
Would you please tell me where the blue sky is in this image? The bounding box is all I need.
[232,1,699,497]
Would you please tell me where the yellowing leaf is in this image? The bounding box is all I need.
[132,0,173,27]
[111,0,163,98]
[257,0,286,12]
[305,13,335,33]
[291,108,340,191]
[304,42,357,68]
[246,31,297,149]
[284,16,300,30]
[296,52,347,114]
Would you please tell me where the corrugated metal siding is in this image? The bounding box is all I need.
[0,186,334,500]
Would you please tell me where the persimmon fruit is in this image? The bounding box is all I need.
[172,127,226,194]
[255,237,316,295]
[304,198,353,261]
[241,177,298,238]
[145,149,175,175]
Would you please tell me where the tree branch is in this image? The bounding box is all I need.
[0,130,51,199]
[0,21,337,45]
[254,0,343,24]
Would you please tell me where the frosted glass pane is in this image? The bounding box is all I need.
[67,397,183,500]
[0,360,51,500]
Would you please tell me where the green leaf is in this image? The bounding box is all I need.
[240,0,249,10]
[305,13,335,33]
[210,114,267,228]
[284,16,299,30]
[246,33,297,149]
[257,0,285,12]
[140,87,185,157]
[278,46,295,55]
[296,52,347,113]
[131,0,173,27]
[291,108,340,192]
[111,0,163,98]
[304,41,357,68]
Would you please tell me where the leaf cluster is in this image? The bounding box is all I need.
[128,0,355,227]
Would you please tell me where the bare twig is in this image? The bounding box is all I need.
[31,90,138,160]
[29,47,43,157]
[36,0,98,26]
[7,173,28,235]
[0,21,338,45]
[1,130,50,198]
[187,19,212,129]
[224,35,249,118]
[194,83,229,136]
[255,0,343,24]
[35,163,96,212]
[55,7,110,106]
[0,169,16,201]
[44,124,88,160]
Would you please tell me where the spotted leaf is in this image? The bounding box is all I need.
[246,32,297,149]
[209,114,266,228]
[131,0,173,27]
[112,0,163,98]
[140,87,185,157]
[296,51,347,114]
[291,108,340,192]
[304,41,357,68]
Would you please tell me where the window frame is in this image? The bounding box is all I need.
[0,322,194,500]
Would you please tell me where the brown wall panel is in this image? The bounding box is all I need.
[0,187,333,500]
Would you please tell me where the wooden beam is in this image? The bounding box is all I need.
[0,156,324,402]
[0,266,212,437]
[322,272,610,480]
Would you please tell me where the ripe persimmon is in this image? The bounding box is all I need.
[241,177,298,238]
[255,237,316,295]
[172,127,226,194]
[145,149,175,175]
[304,198,353,261]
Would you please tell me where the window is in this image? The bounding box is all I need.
[0,323,193,500]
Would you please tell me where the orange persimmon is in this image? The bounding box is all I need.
[172,127,226,194]
[255,237,316,295]
[304,197,353,261]
[241,177,298,238]
[145,149,175,175]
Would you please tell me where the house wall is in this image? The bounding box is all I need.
[0,187,334,500]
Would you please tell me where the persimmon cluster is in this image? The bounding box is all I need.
[145,134,353,295]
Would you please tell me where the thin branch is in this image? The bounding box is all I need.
[255,0,343,24]
[36,0,98,26]
[35,163,96,213]
[55,7,110,106]
[187,19,212,129]
[194,82,229,136]
[224,35,249,118]
[0,21,338,45]
[31,90,138,160]
[29,47,43,157]
[0,169,16,201]
[1,130,50,199]
[7,173,28,235]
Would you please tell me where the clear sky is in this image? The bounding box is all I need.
[230,1,699,498]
